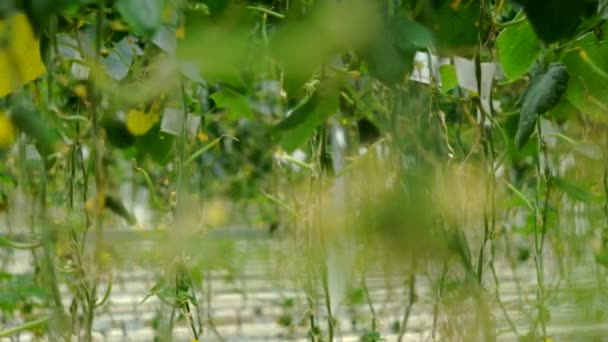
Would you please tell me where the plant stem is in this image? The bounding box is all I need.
[205,271,225,342]
[84,3,107,340]
[321,269,334,341]
[432,262,448,341]
[177,82,189,209]
[0,316,50,338]
[398,270,416,342]
[533,119,548,338]
[361,271,377,333]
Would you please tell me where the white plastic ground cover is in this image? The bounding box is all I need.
[410,52,498,114]
[57,34,90,80]
[160,107,201,138]
[453,56,496,114]
[410,51,451,86]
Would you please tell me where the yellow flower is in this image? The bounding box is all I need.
[205,200,227,227]
[197,132,209,142]
[126,109,159,136]
[73,84,88,99]
[0,13,46,98]
[0,111,16,148]
[176,24,185,39]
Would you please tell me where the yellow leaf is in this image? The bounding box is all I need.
[0,14,46,98]
[0,111,16,148]
[126,109,160,136]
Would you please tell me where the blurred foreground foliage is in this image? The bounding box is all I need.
[2,0,608,340]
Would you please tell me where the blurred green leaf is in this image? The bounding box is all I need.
[439,64,458,92]
[551,176,601,203]
[364,15,433,85]
[10,101,60,159]
[0,273,46,311]
[271,1,378,89]
[103,118,136,149]
[116,0,163,37]
[497,19,541,80]
[275,82,338,152]
[21,0,80,35]
[562,32,608,121]
[210,88,253,121]
[177,8,252,86]
[425,0,482,55]
[596,247,608,268]
[513,0,597,43]
[135,124,174,165]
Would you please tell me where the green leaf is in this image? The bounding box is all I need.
[103,118,136,149]
[513,0,597,43]
[364,15,433,85]
[596,247,608,268]
[210,88,254,121]
[0,172,16,186]
[21,0,80,35]
[515,63,569,149]
[390,17,434,51]
[562,33,608,121]
[548,98,579,124]
[426,0,482,55]
[141,278,167,303]
[135,124,174,165]
[365,37,414,85]
[439,64,458,92]
[10,102,60,160]
[275,83,338,152]
[551,176,601,203]
[177,10,252,87]
[497,19,541,80]
[116,0,163,37]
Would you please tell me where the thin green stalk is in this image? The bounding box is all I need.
[489,252,519,338]
[361,271,378,333]
[246,5,285,19]
[177,82,189,209]
[95,273,113,307]
[184,135,238,167]
[305,282,318,342]
[134,164,171,211]
[602,130,608,249]
[532,119,548,338]
[316,123,335,341]
[84,3,107,341]
[205,271,225,342]
[39,167,67,338]
[432,262,448,341]
[190,279,205,340]
[321,267,334,341]
[0,316,50,338]
[397,269,416,342]
[46,15,58,104]
[0,236,40,249]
